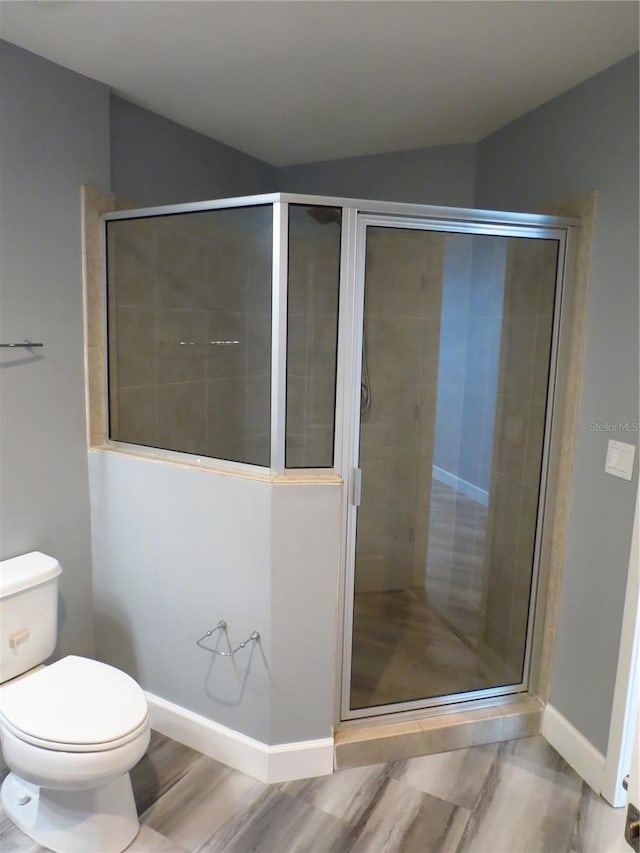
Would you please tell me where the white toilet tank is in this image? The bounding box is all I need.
[0,552,62,684]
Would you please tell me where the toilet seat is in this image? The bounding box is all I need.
[0,655,149,753]
[0,712,150,753]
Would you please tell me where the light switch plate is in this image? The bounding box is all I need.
[605,439,636,481]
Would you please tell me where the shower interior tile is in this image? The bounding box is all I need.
[491,501,520,560]
[306,379,336,431]
[205,311,247,380]
[157,309,206,384]
[244,245,272,315]
[117,385,158,447]
[207,249,248,314]
[304,425,334,468]
[286,375,307,434]
[501,316,536,399]
[353,555,388,593]
[517,486,540,565]
[505,244,542,318]
[214,438,252,466]
[246,312,272,375]
[246,432,271,467]
[206,377,248,455]
[285,433,306,468]
[309,271,340,319]
[538,276,558,322]
[485,549,515,628]
[247,373,271,438]
[367,316,425,388]
[522,402,547,489]
[286,317,308,376]
[531,316,554,405]
[115,306,158,389]
[483,615,512,666]
[493,471,523,519]
[112,227,157,308]
[156,242,207,312]
[157,381,206,455]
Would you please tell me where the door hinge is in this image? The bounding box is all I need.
[351,467,362,507]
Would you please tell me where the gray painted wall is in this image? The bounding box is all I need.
[89,451,341,744]
[110,96,276,207]
[0,41,110,658]
[476,53,639,754]
[270,482,341,744]
[89,452,273,742]
[278,143,476,206]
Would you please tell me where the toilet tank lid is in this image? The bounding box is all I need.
[0,552,62,599]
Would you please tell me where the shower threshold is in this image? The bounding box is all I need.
[334,695,542,769]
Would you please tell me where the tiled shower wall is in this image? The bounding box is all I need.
[286,230,340,468]
[425,236,507,647]
[355,229,445,593]
[481,238,559,678]
[107,210,272,466]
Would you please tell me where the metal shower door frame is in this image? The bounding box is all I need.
[337,208,573,723]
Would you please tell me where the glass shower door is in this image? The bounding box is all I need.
[346,220,560,716]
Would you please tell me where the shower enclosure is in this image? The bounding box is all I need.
[102,193,572,723]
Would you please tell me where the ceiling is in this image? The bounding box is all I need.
[0,1,637,167]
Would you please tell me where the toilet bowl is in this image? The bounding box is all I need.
[0,655,150,852]
[0,553,151,853]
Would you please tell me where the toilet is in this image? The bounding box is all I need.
[0,552,150,853]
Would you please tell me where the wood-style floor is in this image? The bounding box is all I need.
[0,731,627,852]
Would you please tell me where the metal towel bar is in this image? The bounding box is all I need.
[196,620,260,656]
[0,341,44,348]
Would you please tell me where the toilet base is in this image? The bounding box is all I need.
[1,771,140,853]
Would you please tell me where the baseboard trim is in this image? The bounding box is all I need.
[541,703,605,794]
[432,466,489,507]
[144,692,334,783]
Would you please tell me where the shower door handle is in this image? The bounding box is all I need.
[351,468,362,507]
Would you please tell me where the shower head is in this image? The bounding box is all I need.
[307,207,342,226]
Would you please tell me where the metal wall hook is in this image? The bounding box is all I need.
[196,620,260,656]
